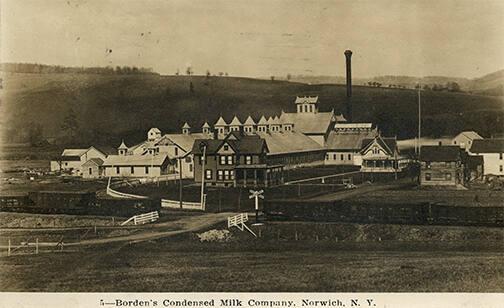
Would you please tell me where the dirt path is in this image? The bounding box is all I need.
[0,212,233,247]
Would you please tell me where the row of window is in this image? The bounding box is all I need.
[199,155,254,165]
[205,169,235,181]
[326,153,352,161]
[297,104,315,113]
[112,166,150,174]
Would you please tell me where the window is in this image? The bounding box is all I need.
[217,170,223,180]
[175,148,178,156]
[426,162,431,169]
[500,165,503,172]
[89,168,92,175]
[65,162,68,166]
[189,164,193,172]
[205,169,212,180]
[224,145,229,151]
[220,155,226,165]
[333,154,337,160]
[425,173,431,181]
[500,153,503,160]
[372,147,380,155]
[185,156,191,163]
[116,166,120,174]
[245,155,252,165]
[224,170,230,180]
[304,105,308,113]
[227,155,233,165]
[131,167,134,174]
[325,154,329,160]
[453,141,457,145]
[446,173,452,180]
[230,170,235,180]
[145,166,149,174]
[340,154,344,161]
[348,154,351,161]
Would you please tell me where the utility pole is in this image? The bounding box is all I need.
[199,142,207,211]
[418,85,422,158]
[178,157,183,209]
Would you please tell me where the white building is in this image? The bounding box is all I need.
[325,123,378,166]
[50,146,107,175]
[469,139,504,177]
[452,131,483,152]
[102,154,172,178]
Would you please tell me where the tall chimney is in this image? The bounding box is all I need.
[344,49,353,122]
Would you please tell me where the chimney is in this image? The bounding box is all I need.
[344,50,353,122]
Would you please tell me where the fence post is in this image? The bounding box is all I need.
[94,225,97,235]
[295,230,298,241]
[8,238,11,256]
[35,238,39,254]
[112,217,115,225]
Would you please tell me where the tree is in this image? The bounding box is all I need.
[218,72,224,77]
[186,66,193,76]
[175,69,179,76]
[286,73,291,81]
[61,107,79,141]
[271,76,275,82]
[224,72,228,76]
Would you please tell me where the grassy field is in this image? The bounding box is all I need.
[2,73,503,146]
[0,221,503,292]
[347,189,504,207]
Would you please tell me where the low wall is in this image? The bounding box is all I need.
[106,186,148,199]
[161,199,203,211]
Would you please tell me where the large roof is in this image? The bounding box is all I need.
[279,111,335,135]
[334,123,373,130]
[257,115,268,125]
[294,95,319,104]
[470,139,504,153]
[257,131,323,155]
[62,148,88,157]
[325,130,378,150]
[191,134,266,155]
[156,133,208,152]
[454,131,483,140]
[103,154,169,166]
[420,145,462,162]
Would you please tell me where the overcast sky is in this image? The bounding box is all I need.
[1,0,503,78]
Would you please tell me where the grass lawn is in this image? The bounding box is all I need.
[1,222,503,292]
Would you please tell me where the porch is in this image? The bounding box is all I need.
[234,164,284,187]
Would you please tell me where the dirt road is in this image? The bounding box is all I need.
[0,212,232,247]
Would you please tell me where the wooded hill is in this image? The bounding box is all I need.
[1,71,503,147]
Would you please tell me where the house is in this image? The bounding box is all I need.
[191,132,283,187]
[452,131,483,152]
[419,145,464,186]
[82,158,104,179]
[278,95,346,146]
[257,131,326,169]
[360,135,404,173]
[469,139,504,178]
[50,146,107,175]
[118,125,212,178]
[325,123,378,166]
[102,153,173,178]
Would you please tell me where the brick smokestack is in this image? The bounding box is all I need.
[344,49,353,122]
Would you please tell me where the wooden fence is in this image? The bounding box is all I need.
[121,211,159,226]
[161,198,204,211]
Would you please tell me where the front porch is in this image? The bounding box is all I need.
[234,164,284,187]
[361,159,399,173]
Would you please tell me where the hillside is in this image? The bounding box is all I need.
[1,72,503,147]
[284,69,504,95]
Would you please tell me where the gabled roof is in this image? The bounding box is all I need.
[420,145,462,162]
[470,139,504,153]
[82,158,104,167]
[156,133,208,152]
[202,122,211,128]
[118,140,128,150]
[295,95,319,104]
[361,136,398,156]
[325,129,378,150]
[215,116,227,126]
[229,116,242,126]
[279,111,335,134]
[103,154,170,167]
[266,116,274,125]
[257,115,268,125]
[454,131,483,140]
[257,131,323,155]
[182,122,191,129]
[271,116,281,125]
[191,134,267,155]
[244,116,256,126]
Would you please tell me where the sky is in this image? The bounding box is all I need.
[1,0,503,78]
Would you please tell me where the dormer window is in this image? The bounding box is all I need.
[224,145,229,151]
